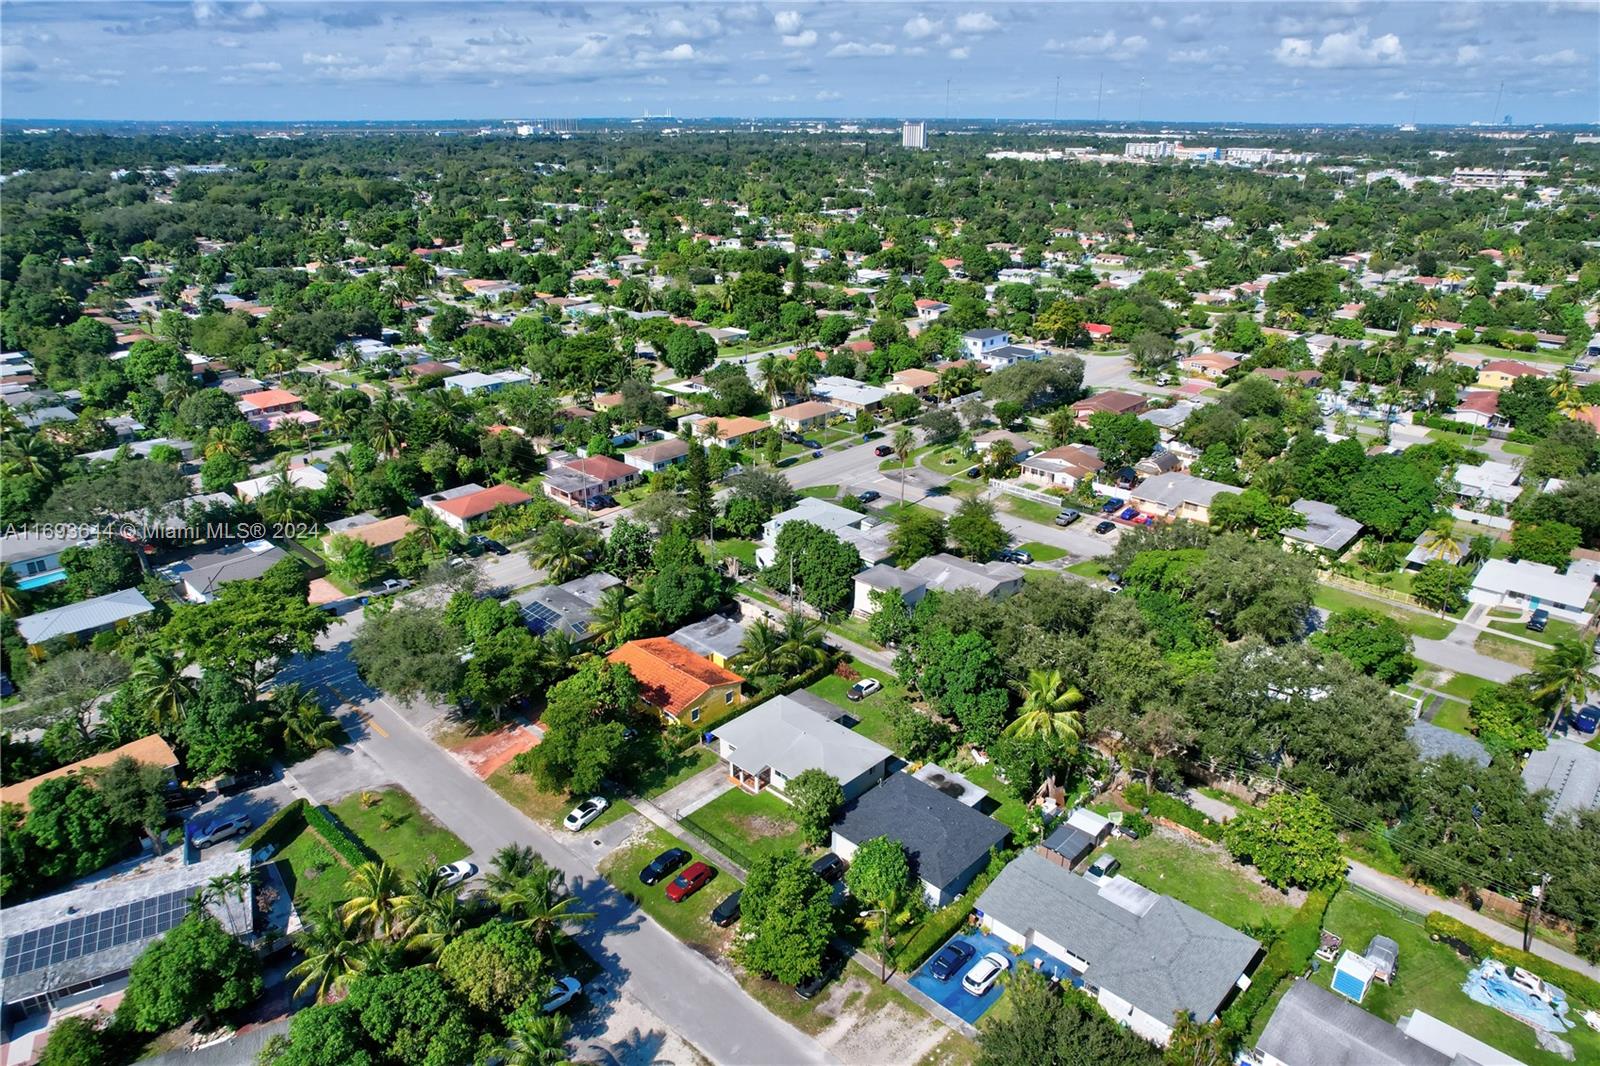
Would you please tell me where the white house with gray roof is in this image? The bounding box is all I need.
[1523,740,1600,818]
[713,695,892,801]
[16,588,154,647]
[1283,499,1363,554]
[974,850,1261,1045]
[1256,980,1471,1066]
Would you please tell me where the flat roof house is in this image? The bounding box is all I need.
[1071,390,1149,426]
[1453,460,1521,507]
[1469,558,1593,625]
[1282,500,1363,554]
[423,482,533,532]
[811,376,888,413]
[975,850,1261,1046]
[514,572,623,643]
[770,400,840,432]
[608,638,745,726]
[668,613,748,667]
[830,773,1011,908]
[164,540,286,603]
[713,694,892,801]
[232,465,328,503]
[623,438,690,474]
[444,369,531,395]
[1127,473,1238,524]
[1020,444,1104,490]
[16,588,154,647]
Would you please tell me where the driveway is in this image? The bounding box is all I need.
[654,764,734,820]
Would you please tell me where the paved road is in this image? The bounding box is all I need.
[916,489,1116,561]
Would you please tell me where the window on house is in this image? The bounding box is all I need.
[690,709,701,723]
[724,690,735,704]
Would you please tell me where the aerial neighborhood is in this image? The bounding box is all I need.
[3,105,1600,1066]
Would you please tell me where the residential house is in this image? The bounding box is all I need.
[1127,473,1238,523]
[1475,360,1547,390]
[1,530,91,591]
[232,465,328,503]
[914,299,949,321]
[1523,743,1600,818]
[78,437,195,464]
[422,483,533,532]
[16,588,155,648]
[623,438,690,474]
[713,695,892,801]
[668,614,748,668]
[0,735,179,811]
[757,497,894,569]
[1282,500,1363,554]
[443,369,531,395]
[972,430,1035,459]
[1070,390,1149,426]
[1177,352,1242,379]
[811,376,887,413]
[607,638,745,725]
[321,513,416,556]
[887,368,939,398]
[1084,323,1115,342]
[975,850,1261,1046]
[852,564,931,616]
[852,554,1024,615]
[1135,450,1182,478]
[830,773,1011,907]
[1407,721,1490,768]
[770,400,840,433]
[1253,368,1324,387]
[513,572,623,643]
[961,328,1012,362]
[1256,979,1510,1066]
[690,415,770,448]
[1453,460,1521,508]
[559,454,640,493]
[1036,808,1116,870]
[1469,559,1593,625]
[164,540,286,604]
[1020,444,1105,490]
[1139,402,1198,441]
[236,388,302,420]
[1449,390,1502,429]
[976,344,1044,372]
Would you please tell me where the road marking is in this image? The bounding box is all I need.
[357,710,389,738]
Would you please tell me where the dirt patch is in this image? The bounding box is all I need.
[443,721,539,779]
[812,975,950,1064]
[572,983,711,1066]
[306,577,346,606]
[734,814,796,837]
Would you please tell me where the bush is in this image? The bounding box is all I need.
[239,798,308,853]
[1120,811,1152,838]
[1123,782,1224,842]
[1221,886,1334,1037]
[305,805,375,866]
[1422,912,1600,1007]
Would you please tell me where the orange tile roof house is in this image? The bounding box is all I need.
[770,400,839,432]
[692,415,770,447]
[608,638,745,725]
[562,454,639,489]
[1,735,178,811]
[1071,390,1149,425]
[236,388,303,414]
[1177,352,1242,379]
[424,483,533,532]
[1476,360,1547,390]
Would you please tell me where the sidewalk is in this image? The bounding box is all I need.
[630,793,749,881]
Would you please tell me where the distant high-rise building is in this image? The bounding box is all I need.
[902,121,927,150]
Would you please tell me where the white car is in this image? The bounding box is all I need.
[436,861,478,888]
[962,951,1010,996]
[846,678,883,702]
[541,975,583,1013]
[563,796,609,831]
[1084,854,1120,887]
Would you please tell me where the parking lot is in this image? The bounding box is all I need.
[908,930,1081,1026]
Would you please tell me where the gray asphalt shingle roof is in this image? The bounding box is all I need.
[1407,721,1491,768]
[1256,980,1454,1066]
[832,773,1010,893]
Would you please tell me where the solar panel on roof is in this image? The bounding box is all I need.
[0,887,198,979]
[519,601,562,635]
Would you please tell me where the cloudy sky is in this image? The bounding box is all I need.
[2,1,1597,125]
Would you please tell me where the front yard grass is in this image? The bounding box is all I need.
[798,484,838,499]
[681,788,806,870]
[1473,631,1542,669]
[1066,559,1108,580]
[1487,616,1581,647]
[714,538,758,570]
[272,829,352,915]
[1001,496,1063,526]
[1312,585,1455,640]
[486,764,636,830]
[328,788,470,873]
[1098,831,1295,931]
[599,825,738,955]
[1015,541,1067,562]
[1313,891,1599,1066]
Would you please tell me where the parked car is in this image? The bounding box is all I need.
[997,548,1032,565]
[1094,520,1116,535]
[874,444,894,457]
[927,940,976,981]
[1100,498,1124,513]
[846,678,883,702]
[811,852,846,882]
[966,466,983,478]
[1119,507,1139,521]
[1105,571,1123,588]
[639,848,690,886]
[665,861,716,902]
[163,786,206,813]
[216,768,271,795]
[469,535,508,556]
[191,814,252,848]
[540,976,583,1013]
[857,490,881,504]
[1054,509,1080,527]
[962,952,1011,996]
[710,890,743,927]
[1084,854,1121,886]
[436,861,478,888]
[1527,609,1550,632]
[783,431,804,444]
[1573,706,1599,735]
[803,439,822,449]
[795,950,844,1000]
[564,796,609,831]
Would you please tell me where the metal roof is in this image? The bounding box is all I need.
[16,587,154,645]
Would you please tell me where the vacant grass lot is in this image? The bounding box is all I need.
[599,826,738,955]
[1098,831,1295,931]
[1312,585,1455,640]
[682,788,806,870]
[329,788,470,874]
[1473,631,1542,669]
[486,765,638,830]
[716,538,759,570]
[1065,559,1108,580]
[1002,496,1064,526]
[1313,891,1599,1066]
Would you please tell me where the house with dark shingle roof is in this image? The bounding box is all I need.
[974,850,1260,1046]
[830,773,1010,907]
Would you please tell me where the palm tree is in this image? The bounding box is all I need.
[531,522,597,582]
[1,434,55,479]
[0,569,26,619]
[892,424,916,507]
[757,354,785,405]
[257,474,315,527]
[1004,668,1085,742]
[395,866,468,958]
[272,683,340,752]
[778,611,826,673]
[341,861,408,940]
[133,653,196,731]
[366,395,404,457]
[492,1015,571,1066]
[1529,639,1600,735]
[202,427,246,461]
[1418,515,1466,564]
[487,843,541,895]
[494,858,595,960]
[586,585,631,650]
[407,507,453,555]
[288,905,368,1000]
[1549,368,1583,414]
[734,617,786,677]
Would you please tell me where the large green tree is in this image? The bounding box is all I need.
[734,853,835,985]
[118,914,263,1033]
[1223,791,1345,890]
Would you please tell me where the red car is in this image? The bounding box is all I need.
[665,861,715,902]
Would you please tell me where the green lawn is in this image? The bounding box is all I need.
[921,449,970,475]
[1435,671,1496,702]
[1473,631,1542,669]
[1098,833,1294,931]
[1488,616,1581,648]
[1313,891,1600,1066]
[328,788,470,873]
[715,538,759,570]
[630,743,721,800]
[487,765,636,831]
[271,829,352,915]
[1066,560,1108,580]
[878,501,945,524]
[1312,585,1455,640]
[807,659,901,751]
[599,826,738,954]
[1430,698,1475,736]
[1001,496,1063,526]
[798,484,839,499]
[956,759,1029,832]
[681,788,807,870]
[1016,541,1067,562]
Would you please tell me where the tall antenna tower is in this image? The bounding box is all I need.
[1490,80,1505,125]
[1095,73,1104,121]
[1053,75,1061,120]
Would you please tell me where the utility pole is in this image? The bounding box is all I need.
[1524,872,1552,951]
[1053,75,1061,121]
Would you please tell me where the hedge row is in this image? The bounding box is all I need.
[1124,782,1225,842]
[305,804,377,867]
[238,798,308,853]
[1423,912,1600,1008]
[1221,885,1335,1038]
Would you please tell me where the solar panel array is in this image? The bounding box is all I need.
[519,601,562,636]
[2,888,195,978]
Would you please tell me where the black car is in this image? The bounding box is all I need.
[1527,609,1550,632]
[710,890,743,927]
[874,444,893,457]
[639,848,690,886]
[811,852,845,883]
[927,940,976,981]
[217,768,271,795]
[803,439,822,450]
[794,950,844,1000]
[1094,520,1116,535]
[470,535,509,556]
[162,786,206,812]
[857,490,881,504]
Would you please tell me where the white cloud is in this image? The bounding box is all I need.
[638,43,698,63]
[240,61,281,72]
[816,89,841,100]
[954,11,999,34]
[773,10,803,34]
[1273,27,1405,68]
[903,14,941,40]
[1533,48,1581,65]
[239,1,267,19]
[782,30,817,48]
[752,72,771,84]
[948,46,970,60]
[1118,35,1148,57]
[827,41,896,57]
[661,17,721,40]
[1455,44,1483,64]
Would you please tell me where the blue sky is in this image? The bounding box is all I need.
[2,1,1597,124]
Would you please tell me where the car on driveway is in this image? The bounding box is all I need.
[665,861,715,902]
[846,678,882,702]
[1527,609,1550,632]
[375,577,412,596]
[710,890,742,926]
[795,950,844,1000]
[1100,498,1124,513]
[469,535,508,556]
[216,768,272,795]
[1119,507,1139,521]
[997,548,1032,565]
[1054,509,1080,527]
[966,466,983,478]
[437,860,477,888]
[1094,520,1116,535]
[857,490,881,504]
[191,814,251,848]
[639,848,690,886]
[803,439,822,450]
[563,796,609,831]
[962,952,1010,996]
[1084,854,1121,886]
[927,939,976,981]
[541,976,583,1013]
[811,852,846,882]
[874,444,894,457]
